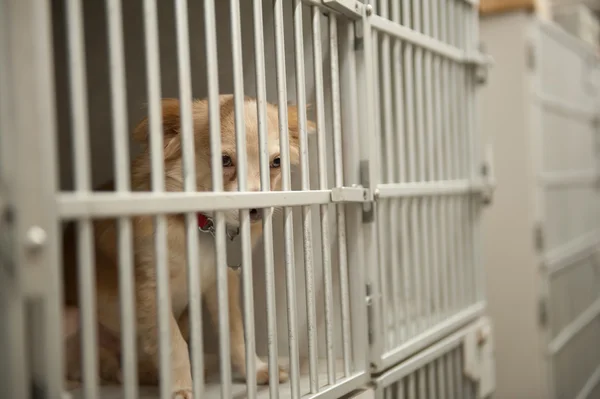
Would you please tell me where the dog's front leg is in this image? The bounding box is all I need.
[204,268,288,385]
[136,285,194,399]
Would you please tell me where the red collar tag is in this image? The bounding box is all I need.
[197,213,211,230]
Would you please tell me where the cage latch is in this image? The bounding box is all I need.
[322,0,364,20]
[463,317,496,399]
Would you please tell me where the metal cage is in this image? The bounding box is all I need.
[0,0,493,399]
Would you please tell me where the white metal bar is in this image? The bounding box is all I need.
[369,15,489,66]
[548,297,600,355]
[422,0,437,330]
[454,347,463,399]
[445,352,455,399]
[328,13,352,378]
[417,368,427,398]
[377,180,488,198]
[401,0,420,339]
[574,363,600,399]
[252,0,280,396]
[339,15,367,374]
[228,0,257,396]
[203,0,232,395]
[311,5,336,386]
[105,0,138,397]
[436,357,447,399]
[58,190,332,218]
[407,374,417,399]
[380,302,485,370]
[142,0,171,397]
[292,0,318,391]
[173,2,204,397]
[65,0,99,397]
[544,230,600,275]
[273,1,300,396]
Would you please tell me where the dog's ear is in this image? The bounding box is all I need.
[133,98,182,159]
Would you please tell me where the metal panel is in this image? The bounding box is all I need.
[368,0,491,372]
[531,20,600,399]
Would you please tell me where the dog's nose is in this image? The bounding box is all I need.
[249,208,262,222]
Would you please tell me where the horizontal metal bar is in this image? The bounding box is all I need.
[57,190,331,219]
[297,372,370,399]
[375,316,488,388]
[548,297,600,355]
[370,15,490,66]
[545,230,600,276]
[331,186,372,202]
[541,170,599,188]
[537,92,598,122]
[378,302,486,371]
[575,362,600,399]
[322,0,363,19]
[376,180,489,199]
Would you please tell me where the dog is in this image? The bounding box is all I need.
[62,95,314,398]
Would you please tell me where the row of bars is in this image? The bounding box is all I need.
[383,347,475,399]
[64,1,355,399]
[370,0,482,351]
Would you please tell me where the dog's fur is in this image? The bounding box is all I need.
[62,95,314,398]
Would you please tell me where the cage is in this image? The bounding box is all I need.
[0,1,494,399]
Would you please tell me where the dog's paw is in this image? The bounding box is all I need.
[256,364,289,385]
[172,389,193,399]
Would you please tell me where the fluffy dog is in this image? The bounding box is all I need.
[63,95,314,398]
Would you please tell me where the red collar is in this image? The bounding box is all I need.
[197,213,212,230]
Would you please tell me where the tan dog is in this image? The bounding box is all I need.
[62,95,314,398]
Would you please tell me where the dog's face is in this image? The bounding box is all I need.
[133,95,314,228]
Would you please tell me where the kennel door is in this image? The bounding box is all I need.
[363,0,492,373]
[531,21,600,399]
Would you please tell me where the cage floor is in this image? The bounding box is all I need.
[68,358,349,399]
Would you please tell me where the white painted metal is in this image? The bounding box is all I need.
[481,11,600,399]
[0,0,493,398]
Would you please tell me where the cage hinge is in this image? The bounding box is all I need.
[359,160,375,223]
[322,0,364,19]
[463,317,496,399]
[331,186,373,203]
[474,43,491,85]
[538,297,548,328]
[534,223,545,252]
[479,145,496,206]
[526,41,536,70]
[0,186,15,279]
[365,283,374,346]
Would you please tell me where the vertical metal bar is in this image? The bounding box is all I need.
[422,0,438,329]
[407,373,417,399]
[430,0,443,324]
[65,1,99,397]
[402,0,419,338]
[203,0,233,396]
[328,13,352,378]
[418,368,427,398]
[438,0,451,320]
[106,0,138,397]
[371,0,389,350]
[412,0,430,333]
[454,347,463,398]
[291,0,318,391]
[396,379,406,399]
[252,1,280,397]
[437,357,447,399]
[273,1,300,396]
[143,1,172,398]
[339,16,367,374]
[446,352,455,399]
[228,0,257,397]
[380,0,400,348]
[428,363,436,399]
[391,0,407,344]
[173,1,204,397]
[311,5,336,386]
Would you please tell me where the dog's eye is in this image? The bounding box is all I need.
[270,156,281,168]
[222,155,233,167]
